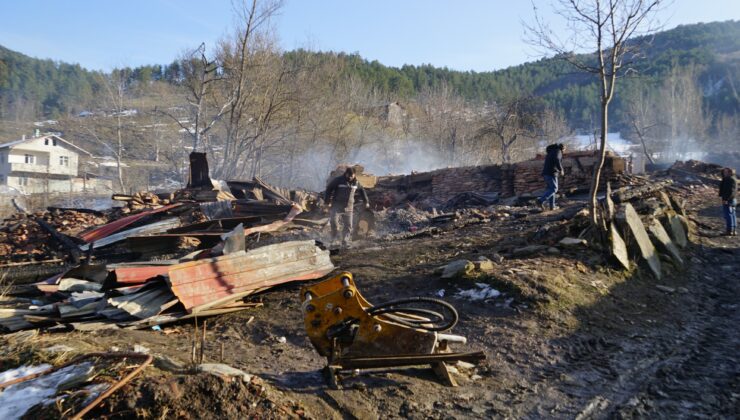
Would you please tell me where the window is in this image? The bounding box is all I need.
[59,156,69,166]
[44,138,49,145]
[24,154,35,164]
[19,177,28,186]
[53,138,58,146]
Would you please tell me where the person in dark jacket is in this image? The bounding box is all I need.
[325,167,370,245]
[719,167,737,236]
[538,143,565,210]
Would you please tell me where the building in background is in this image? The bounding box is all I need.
[0,134,112,194]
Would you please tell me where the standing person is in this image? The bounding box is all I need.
[325,167,370,246]
[538,143,565,210]
[719,167,737,236]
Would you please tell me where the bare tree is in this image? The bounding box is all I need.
[476,97,541,164]
[660,64,708,159]
[160,43,231,152]
[527,0,663,227]
[417,83,471,166]
[87,69,130,192]
[625,83,659,164]
[211,0,293,180]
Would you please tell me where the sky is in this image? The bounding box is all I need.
[0,0,738,72]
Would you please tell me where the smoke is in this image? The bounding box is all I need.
[279,136,453,191]
[349,136,451,176]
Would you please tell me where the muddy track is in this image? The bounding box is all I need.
[507,194,740,419]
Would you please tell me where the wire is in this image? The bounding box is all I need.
[366,297,458,332]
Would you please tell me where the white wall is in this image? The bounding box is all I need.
[5,136,80,177]
[6,176,112,194]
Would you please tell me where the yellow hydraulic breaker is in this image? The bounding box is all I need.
[301,272,485,388]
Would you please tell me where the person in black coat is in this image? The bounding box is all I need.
[719,167,737,236]
[325,167,370,245]
[538,143,565,210]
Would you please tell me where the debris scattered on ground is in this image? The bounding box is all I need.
[455,283,502,301]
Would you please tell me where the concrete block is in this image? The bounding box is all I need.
[609,223,630,270]
[663,214,688,248]
[622,203,661,279]
[647,219,683,265]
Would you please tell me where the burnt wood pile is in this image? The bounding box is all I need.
[355,151,626,208]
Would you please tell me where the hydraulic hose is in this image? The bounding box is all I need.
[366,297,458,332]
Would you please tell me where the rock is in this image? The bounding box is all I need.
[621,203,661,279]
[456,361,476,370]
[558,237,587,247]
[441,260,475,279]
[512,245,549,257]
[490,253,505,263]
[42,344,75,353]
[664,214,688,248]
[609,223,630,270]
[655,285,675,293]
[197,363,253,382]
[133,344,151,354]
[547,247,560,254]
[473,257,495,273]
[647,219,683,265]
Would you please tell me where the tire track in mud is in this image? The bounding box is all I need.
[512,201,739,419]
[609,243,739,418]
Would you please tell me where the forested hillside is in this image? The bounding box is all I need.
[1,20,737,130]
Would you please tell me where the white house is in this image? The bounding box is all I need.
[0,134,100,194]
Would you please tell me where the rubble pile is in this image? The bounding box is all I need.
[361,151,626,208]
[670,159,725,176]
[112,191,172,213]
[0,240,333,332]
[375,207,433,232]
[0,210,109,262]
[0,154,718,338]
[510,151,625,196]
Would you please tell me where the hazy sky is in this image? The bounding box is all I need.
[1,0,738,72]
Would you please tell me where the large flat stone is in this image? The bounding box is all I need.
[609,223,630,270]
[647,219,683,265]
[669,194,687,216]
[622,203,661,279]
[663,214,688,248]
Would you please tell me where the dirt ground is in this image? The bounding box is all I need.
[2,185,738,419]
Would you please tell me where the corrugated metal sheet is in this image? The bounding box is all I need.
[78,203,181,243]
[168,240,334,313]
[107,286,178,319]
[110,265,172,285]
[79,218,181,251]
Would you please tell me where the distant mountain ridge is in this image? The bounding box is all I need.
[1,20,737,130]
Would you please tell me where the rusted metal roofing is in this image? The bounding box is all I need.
[111,265,171,285]
[78,203,181,243]
[167,240,334,313]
